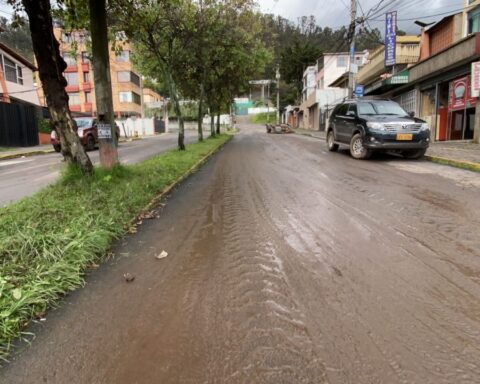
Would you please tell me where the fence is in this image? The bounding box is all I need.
[0,102,39,147]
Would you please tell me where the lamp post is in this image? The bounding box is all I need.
[276,66,280,125]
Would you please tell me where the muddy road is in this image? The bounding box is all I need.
[2,124,480,383]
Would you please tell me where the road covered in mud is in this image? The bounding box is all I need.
[2,124,480,384]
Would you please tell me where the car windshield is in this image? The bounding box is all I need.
[74,118,94,128]
[358,101,408,116]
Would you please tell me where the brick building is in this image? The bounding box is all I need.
[38,25,144,118]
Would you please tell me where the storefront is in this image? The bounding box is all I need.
[445,76,476,140]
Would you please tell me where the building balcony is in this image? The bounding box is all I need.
[66,85,80,92]
[65,65,78,73]
[82,82,92,91]
[84,102,93,113]
[357,39,420,85]
[81,62,90,72]
[69,105,81,112]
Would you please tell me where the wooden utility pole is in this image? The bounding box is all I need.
[89,0,118,169]
[348,0,357,98]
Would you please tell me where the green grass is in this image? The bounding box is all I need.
[0,134,232,361]
[251,112,277,124]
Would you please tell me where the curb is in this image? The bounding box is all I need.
[424,155,480,173]
[294,131,325,140]
[130,134,234,227]
[0,149,55,161]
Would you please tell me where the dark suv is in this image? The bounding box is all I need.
[326,99,430,160]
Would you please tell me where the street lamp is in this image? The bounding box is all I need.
[276,66,280,125]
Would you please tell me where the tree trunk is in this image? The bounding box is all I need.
[22,0,93,174]
[89,0,118,169]
[197,84,204,141]
[164,69,185,150]
[210,112,215,137]
[216,112,220,135]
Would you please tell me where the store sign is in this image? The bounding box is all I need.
[471,62,480,97]
[448,76,477,111]
[385,11,397,67]
[97,123,112,139]
[355,84,364,97]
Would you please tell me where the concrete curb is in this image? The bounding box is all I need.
[130,134,234,227]
[424,155,480,173]
[0,149,55,161]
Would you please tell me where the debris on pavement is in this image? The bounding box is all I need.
[123,273,135,282]
[266,123,294,134]
[155,250,168,260]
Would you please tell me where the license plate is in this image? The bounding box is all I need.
[396,133,413,141]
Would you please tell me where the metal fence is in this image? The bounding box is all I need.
[0,102,39,147]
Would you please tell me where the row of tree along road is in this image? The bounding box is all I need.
[10,0,269,174]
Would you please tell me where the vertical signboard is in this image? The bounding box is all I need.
[471,61,480,97]
[385,11,397,67]
[448,76,477,111]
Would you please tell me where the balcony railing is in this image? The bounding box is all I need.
[81,62,90,72]
[357,44,420,85]
[82,82,92,91]
[65,85,80,93]
[65,65,78,73]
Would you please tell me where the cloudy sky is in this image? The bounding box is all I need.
[257,0,465,34]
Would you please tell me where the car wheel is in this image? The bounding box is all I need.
[327,130,339,152]
[403,148,427,160]
[53,145,61,153]
[86,135,96,151]
[350,133,371,160]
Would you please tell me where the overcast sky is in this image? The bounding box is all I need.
[257,0,465,34]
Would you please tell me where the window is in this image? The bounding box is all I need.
[117,71,130,82]
[83,72,90,83]
[62,53,77,66]
[337,56,347,67]
[335,104,348,116]
[119,91,132,102]
[468,6,480,34]
[132,91,141,105]
[130,72,140,87]
[116,50,130,62]
[3,56,22,84]
[65,72,79,86]
[81,52,90,64]
[85,91,92,103]
[68,92,80,106]
[348,104,357,116]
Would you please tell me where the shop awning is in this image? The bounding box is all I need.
[364,70,410,95]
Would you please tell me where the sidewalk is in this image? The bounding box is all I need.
[0,144,54,160]
[294,129,480,172]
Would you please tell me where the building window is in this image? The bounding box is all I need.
[62,52,77,66]
[117,71,130,82]
[83,72,90,83]
[85,91,92,103]
[65,72,79,86]
[468,6,480,34]
[130,72,140,87]
[68,92,80,106]
[119,91,141,104]
[132,91,141,105]
[337,56,347,67]
[81,51,90,64]
[116,50,130,62]
[3,56,23,85]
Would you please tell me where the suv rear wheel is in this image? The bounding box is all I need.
[350,133,371,160]
[327,130,339,152]
[402,148,426,160]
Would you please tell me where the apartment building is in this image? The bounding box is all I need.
[38,26,143,118]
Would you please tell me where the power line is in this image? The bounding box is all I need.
[369,7,465,22]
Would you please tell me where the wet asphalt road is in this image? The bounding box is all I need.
[2,123,480,383]
[0,132,198,207]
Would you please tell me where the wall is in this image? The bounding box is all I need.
[1,50,39,105]
[116,117,155,137]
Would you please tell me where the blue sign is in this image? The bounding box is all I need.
[385,11,397,67]
[355,84,364,97]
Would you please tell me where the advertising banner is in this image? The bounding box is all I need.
[385,12,397,67]
[448,76,477,111]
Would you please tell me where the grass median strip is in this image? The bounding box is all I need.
[0,133,232,361]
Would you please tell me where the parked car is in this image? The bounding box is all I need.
[51,117,120,152]
[326,99,430,160]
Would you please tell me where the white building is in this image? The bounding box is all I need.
[302,66,317,102]
[0,42,40,106]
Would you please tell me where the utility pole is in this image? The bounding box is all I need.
[276,66,280,125]
[348,0,357,99]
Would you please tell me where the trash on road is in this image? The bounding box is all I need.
[123,273,135,282]
[155,250,168,260]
